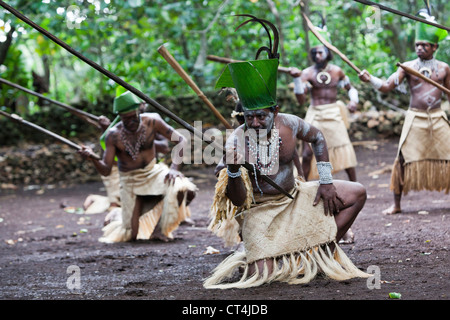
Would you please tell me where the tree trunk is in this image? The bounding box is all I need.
[32,55,51,106]
[0,26,16,65]
[299,0,313,65]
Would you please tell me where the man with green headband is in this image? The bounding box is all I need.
[359,13,450,215]
[82,105,170,216]
[204,15,369,289]
[79,89,197,243]
[289,24,359,187]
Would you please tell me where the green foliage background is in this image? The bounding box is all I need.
[0,0,449,143]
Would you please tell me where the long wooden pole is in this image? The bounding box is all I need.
[0,77,100,126]
[397,62,450,95]
[353,0,450,32]
[0,1,292,199]
[206,55,292,74]
[158,45,233,129]
[302,13,362,75]
[0,110,101,160]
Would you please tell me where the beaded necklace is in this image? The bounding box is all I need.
[120,118,147,161]
[247,126,282,176]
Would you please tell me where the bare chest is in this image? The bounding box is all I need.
[115,123,156,159]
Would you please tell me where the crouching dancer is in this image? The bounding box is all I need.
[79,88,197,243]
[204,15,369,289]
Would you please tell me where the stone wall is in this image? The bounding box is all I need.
[1,89,448,188]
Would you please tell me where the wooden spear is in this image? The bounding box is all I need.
[396,62,450,96]
[0,110,101,160]
[0,77,101,127]
[207,55,292,74]
[353,0,450,32]
[302,13,362,75]
[0,1,293,199]
[158,45,233,129]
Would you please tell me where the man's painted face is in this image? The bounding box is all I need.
[311,46,328,64]
[120,109,141,132]
[415,41,437,59]
[244,108,276,136]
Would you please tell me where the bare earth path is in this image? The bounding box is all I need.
[0,138,448,311]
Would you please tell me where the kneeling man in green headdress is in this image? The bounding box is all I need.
[204,16,369,289]
[79,88,197,243]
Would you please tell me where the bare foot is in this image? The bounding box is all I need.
[339,228,355,244]
[382,204,402,215]
[150,231,173,242]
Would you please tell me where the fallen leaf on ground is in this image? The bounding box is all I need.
[203,246,220,255]
[389,292,401,299]
[64,207,84,214]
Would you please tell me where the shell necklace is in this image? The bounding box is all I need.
[414,58,438,78]
[247,126,282,176]
[120,118,147,161]
[316,64,331,85]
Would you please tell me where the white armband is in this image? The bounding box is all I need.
[338,75,350,89]
[369,75,383,90]
[317,161,333,185]
[348,87,359,103]
[293,77,305,94]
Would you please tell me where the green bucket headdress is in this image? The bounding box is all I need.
[215,14,280,111]
[113,85,143,114]
[415,7,448,44]
[100,83,143,151]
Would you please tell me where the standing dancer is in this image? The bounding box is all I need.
[290,17,359,183]
[359,11,450,214]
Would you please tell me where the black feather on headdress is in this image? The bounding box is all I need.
[309,10,327,30]
[417,0,432,18]
[234,14,280,60]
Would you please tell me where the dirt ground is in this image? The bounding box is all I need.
[0,137,449,305]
